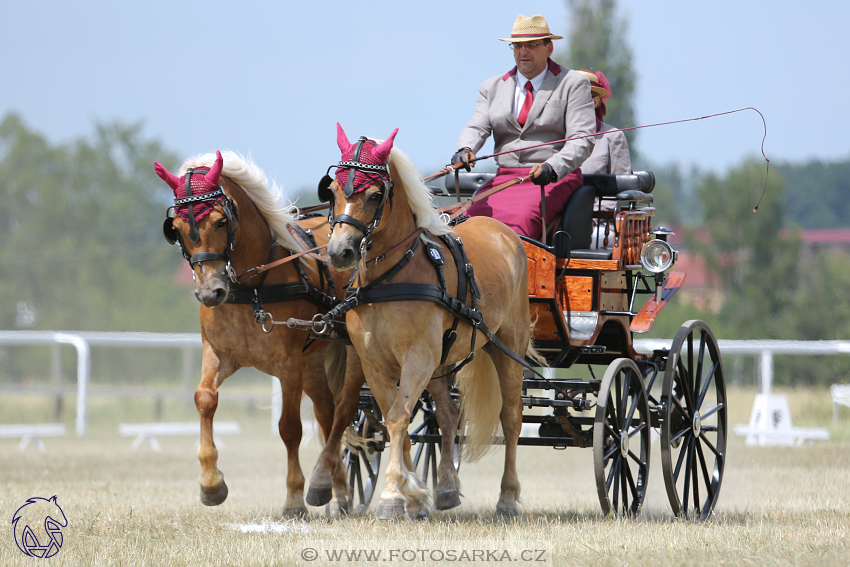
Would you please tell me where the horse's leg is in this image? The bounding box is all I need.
[428,375,462,510]
[277,360,307,517]
[372,359,433,520]
[302,347,350,516]
[306,346,364,507]
[196,344,236,506]
[485,343,525,517]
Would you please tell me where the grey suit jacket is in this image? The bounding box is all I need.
[581,121,632,175]
[456,59,596,180]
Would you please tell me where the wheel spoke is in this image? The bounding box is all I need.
[671,391,691,420]
[624,457,639,502]
[697,361,719,410]
[673,433,690,481]
[682,436,694,517]
[621,452,629,514]
[611,458,621,510]
[616,374,625,429]
[603,439,620,461]
[694,332,707,403]
[696,437,715,504]
[699,403,724,421]
[605,454,618,491]
[627,421,647,439]
[670,425,690,445]
[699,434,722,459]
[688,438,700,516]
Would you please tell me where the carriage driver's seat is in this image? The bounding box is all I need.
[553,171,655,260]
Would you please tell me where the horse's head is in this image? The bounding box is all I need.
[319,123,398,271]
[155,151,239,307]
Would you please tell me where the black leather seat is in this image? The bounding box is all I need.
[443,171,497,197]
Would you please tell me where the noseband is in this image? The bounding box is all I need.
[162,168,239,281]
[318,137,393,258]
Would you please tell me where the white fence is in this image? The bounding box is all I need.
[2,331,850,436]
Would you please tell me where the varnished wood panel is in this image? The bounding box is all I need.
[559,276,593,312]
[530,303,562,341]
[525,243,555,298]
[556,258,619,270]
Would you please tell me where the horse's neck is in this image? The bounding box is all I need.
[358,184,419,282]
[226,180,275,278]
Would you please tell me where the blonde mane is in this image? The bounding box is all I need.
[387,147,452,237]
[179,151,302,252]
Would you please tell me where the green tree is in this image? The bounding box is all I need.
[685,158,795,339]
[558,0,638,160]
[0,112,199,333]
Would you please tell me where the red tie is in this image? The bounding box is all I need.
[518,81,534,127]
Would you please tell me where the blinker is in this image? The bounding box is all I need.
[162,217,178,245]
[318,174,334,202]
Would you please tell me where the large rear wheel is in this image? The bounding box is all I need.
[593,358,651,517]
[660,320,727,520]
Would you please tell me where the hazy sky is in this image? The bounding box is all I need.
[3,1,847,201]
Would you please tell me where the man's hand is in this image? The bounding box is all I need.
[530,162,557,186]
[451,148,476,172]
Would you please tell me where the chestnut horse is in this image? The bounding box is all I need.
[155,151,349,516]
[305,125,536,519]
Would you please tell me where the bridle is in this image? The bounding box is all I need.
[317,136,394,260]
[162,167,239,282]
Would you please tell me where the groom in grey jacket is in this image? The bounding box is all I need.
[452,14,596,240]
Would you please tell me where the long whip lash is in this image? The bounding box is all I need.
[425,107,771,212]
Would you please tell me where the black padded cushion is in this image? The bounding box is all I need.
[581,170,655,197]
[554,184,596,257]
[616,190,653,203]
[444,171,497,197]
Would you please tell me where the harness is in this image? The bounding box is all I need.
[162,176,339,335]
[313,228,541,377]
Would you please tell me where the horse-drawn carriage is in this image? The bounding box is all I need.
[157,129,726,522]
[344,167,727,520]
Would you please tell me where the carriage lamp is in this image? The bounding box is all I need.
[640,239,676,273]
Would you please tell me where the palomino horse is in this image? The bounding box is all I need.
[154,150,349,516]
[305,125,535,519]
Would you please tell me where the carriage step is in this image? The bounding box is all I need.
[579,345,607,354]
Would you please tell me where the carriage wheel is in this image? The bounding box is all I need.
[343,403,383,515]
[660,320,727,520]
[593,358,651,517]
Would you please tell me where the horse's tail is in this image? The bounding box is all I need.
[527,314,548,368]
[323,342,347,400]
[454,352,503,462]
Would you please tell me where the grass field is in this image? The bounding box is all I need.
[1,385,849,566]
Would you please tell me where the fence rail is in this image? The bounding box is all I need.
[2,331,850,436]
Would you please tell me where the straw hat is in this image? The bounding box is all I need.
[499,14,563,42]
[577,70,610,100]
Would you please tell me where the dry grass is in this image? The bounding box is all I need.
[1,385,849,566]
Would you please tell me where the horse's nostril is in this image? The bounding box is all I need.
[213,288,226,303]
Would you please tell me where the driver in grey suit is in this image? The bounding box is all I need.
[451,14,596,240]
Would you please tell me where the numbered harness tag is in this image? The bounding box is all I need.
[425,242,445,266]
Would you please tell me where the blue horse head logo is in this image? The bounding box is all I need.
[12,496,67,559]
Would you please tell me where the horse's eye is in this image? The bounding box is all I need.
[369,192,383,202]
[216,218,227,229]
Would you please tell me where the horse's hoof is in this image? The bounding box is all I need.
[306,485,333,507]
[199,481,228,506]
[495,506,519,519]
[282,507,308,519]
[325,499,350,519]
[407,509,430,521]
[375,499,406,520]
[436,489,461,510]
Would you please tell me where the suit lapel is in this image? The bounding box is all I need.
[498,72,520,129]
[523,69,557,128]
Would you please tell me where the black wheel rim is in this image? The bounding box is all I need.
[593,358,651,517]
[661,320,727,520]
